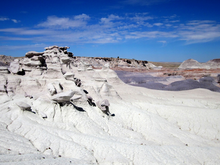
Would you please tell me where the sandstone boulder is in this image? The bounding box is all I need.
[8,59,20,74]
[60,56,71,64]
[97,99,110,110]
[64,72,75,81]
[96,99,113,116]
[25,51,44,58]
[47,83,57,96]
[16,101,32,111]
[51,90,75,103]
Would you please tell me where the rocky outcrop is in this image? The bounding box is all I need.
[91,57,149,69]
[179,59,220,69]
[8,59,21,74]
[6,46,74,78]
[206,59,220,69]
[0,66,9,74]
[51,90,75,103]
[2,45,121,111]
[25,51,44,58]
[0,55,15,66]
[1,46,220,164]
[16,101,32,111]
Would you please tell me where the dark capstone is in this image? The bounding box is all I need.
[17,69,25,75]
[67,52,73,57]
[126,60,131,64]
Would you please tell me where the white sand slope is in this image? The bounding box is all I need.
[0,63,220,164]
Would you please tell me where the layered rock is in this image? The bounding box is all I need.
[179,58,220,69]
[0,66,9,74]
[1,46,220,164]
[6,46,74,78]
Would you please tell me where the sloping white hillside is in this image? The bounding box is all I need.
[0,47,220,164]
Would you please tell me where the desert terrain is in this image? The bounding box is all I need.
[0,47,220,164]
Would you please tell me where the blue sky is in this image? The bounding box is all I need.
[0,0,220,62]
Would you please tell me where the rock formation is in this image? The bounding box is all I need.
[179,58,220,69]
[96,99,111,115]
[0,55,15,66]
[0,46,220,164]
[2,45,119,116]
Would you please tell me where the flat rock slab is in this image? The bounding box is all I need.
[51,90,75,103]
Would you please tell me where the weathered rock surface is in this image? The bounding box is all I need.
[0,66,9,74]
[16,101,32,111]
[179,58,220,69]
[8,59,21,74]
[0,55,15,66]
[51,90,75,103]
[0,46,220,164]
[25,51,44,58]
[64,72,75,81]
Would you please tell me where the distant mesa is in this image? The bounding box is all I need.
[179,58,220,69]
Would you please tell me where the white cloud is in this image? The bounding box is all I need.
[11,19,19,23]
[38,14,90,29]
[0,17,19,23]
[178,20,220,44]
[130,15,153,21]
[153,23,163,26]
[74,13,90,20]
[125,31,177,39]
[100,14,121,25]
[1,13,220,45]
[0,17,9,21]
[158,40,167,46]
[158,40,167,43]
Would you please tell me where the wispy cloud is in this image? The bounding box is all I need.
[178,20,220,44]
[0,17,20,23]
[153,23,163,26]
[38,14,90,29]
[158,40,167,46]
[0,17,9,21]
[0,28,54,35]
[0,43,47,50]
[1,13,220,45]
[125,31,177,39]
[100,14,122,28]
[11,19,19,23]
